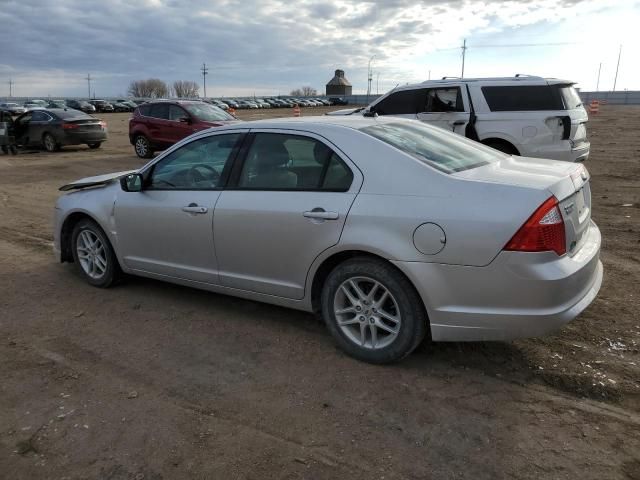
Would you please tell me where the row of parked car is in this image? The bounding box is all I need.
[0,98,144,115]
[1,96,349,116]
[205,97,348,110]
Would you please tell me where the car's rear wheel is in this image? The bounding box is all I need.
[88,142,102,149]
[43,133,60,152]
[71,219,121,288]
[1,146,8,154]
[134,135,153,159]
[321,257,428,364]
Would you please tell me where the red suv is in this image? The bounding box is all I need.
[129,100,239,158]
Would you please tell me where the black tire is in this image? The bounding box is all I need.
[71,218,121,288]
[88,142,102,149]
[321,257,428,364]
[1,145,7,154]
[42,133,60,152]
[134,135,153,159]
[483,140,519,156]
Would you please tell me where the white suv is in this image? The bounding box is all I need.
[332,76,590,162]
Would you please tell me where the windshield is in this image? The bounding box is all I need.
[559,85,583,109]
[184,103,234,121]
[360,121,501,174]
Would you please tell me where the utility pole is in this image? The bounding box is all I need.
[596,63,602,91]
[428,70,431,81]
[461,38,467,78]
[612,45,622,91]
[85,73,92,99]
[8,79,13,97]
[376,72,379,95]
[201,63,209,98]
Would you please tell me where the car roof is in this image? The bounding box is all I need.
[210,115,415,133]
[384,76,574,91]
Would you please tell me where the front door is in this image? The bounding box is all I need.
[114,132,243,283]
[214,131,360,299]
[416,86,469,135]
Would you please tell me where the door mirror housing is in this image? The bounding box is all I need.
[120,173,143,192]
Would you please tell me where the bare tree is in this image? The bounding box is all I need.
[127,78,169,98]
[173,80,200,98]
[290,86,317,97]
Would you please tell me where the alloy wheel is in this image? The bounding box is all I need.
[333,276,401,349]
[135,137,148,157]
[76,229,108,279]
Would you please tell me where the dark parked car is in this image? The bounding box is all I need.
[329,97,349,106]
[0,102,26,115]
[222,99,239,109]
[112,101,132,112]
[13,108,107,152]
[89,100,114,112]
[129,100,239,158]
[66,100,96,113]
[47,100,67,109]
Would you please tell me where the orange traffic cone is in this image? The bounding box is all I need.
[228,107,236,116]
[293,104,301,117]
[589,100,599,115]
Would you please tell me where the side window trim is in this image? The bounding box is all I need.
[142,132,246,191]
[226,130,354,192]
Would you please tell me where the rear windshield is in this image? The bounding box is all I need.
[57,110,93,119]
[558,85,582,109]
[183,103,235,121]
[360,121,500,173]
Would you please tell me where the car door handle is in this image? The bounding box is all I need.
[303,209,339,220]
[182,204,208,214]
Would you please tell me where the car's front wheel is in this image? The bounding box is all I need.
[88,142,102,149]
[71,219,121,288]
[321,257,428,364]
[42,133,60,152]
[134,135,153,159]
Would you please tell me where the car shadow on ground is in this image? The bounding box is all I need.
[113,271,543,386]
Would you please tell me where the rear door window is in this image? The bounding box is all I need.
[481,86,564,111]
[374,89,427,115]
[149,104,169,120]
[424,88,465,112]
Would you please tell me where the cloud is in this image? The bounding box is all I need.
[0,0,634,97]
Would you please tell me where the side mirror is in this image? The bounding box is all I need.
[120,173,143,192]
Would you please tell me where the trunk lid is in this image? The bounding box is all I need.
[454,156,591,256]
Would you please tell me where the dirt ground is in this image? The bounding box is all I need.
[1,105,639,479]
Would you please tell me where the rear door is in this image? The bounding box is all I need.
[416,85,470,135]
[147,103,171,148]
[27,110,54,144]
[213,130,362,299]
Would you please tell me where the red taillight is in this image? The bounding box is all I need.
[505,196,566,256]
[62,122,79,130]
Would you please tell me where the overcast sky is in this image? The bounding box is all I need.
[1,0,638,98]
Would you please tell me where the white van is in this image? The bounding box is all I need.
[331,76,590,162]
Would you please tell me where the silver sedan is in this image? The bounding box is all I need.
[53,117,603,363]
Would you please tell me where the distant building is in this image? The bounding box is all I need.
[326,69,352,96]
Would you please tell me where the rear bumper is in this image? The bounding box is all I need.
[394,220,602,341]
[61,130,108,145]
[521,140,590,162]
